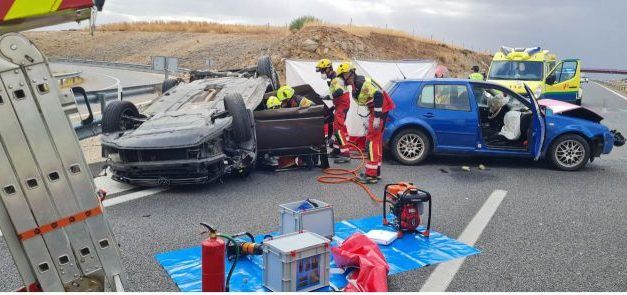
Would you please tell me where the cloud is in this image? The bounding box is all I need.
[33,0,627,69]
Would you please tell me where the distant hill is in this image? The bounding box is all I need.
[26,21,492,80]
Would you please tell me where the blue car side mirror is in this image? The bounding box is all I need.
[544,108,553,116]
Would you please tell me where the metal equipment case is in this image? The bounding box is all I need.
[279,199,334,239]
[262,231,330,292]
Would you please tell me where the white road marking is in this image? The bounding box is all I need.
[97,74,122,92]
[102,187,168,208]
[94,175,137,196]
[0,183,166,237]
[594,81,627,102]
[420,189,508,292]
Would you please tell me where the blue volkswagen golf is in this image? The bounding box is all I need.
[383,79,624,171]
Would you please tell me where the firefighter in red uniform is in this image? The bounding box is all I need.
[336,62,395,184]
[315,59,351,164]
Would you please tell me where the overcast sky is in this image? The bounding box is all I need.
[49,0,625,70]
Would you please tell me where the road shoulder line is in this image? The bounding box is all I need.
[594,81,627,102]
[419,189,508,292]
[102,187,168,208]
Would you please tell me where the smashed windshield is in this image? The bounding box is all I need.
[488,61,543,81]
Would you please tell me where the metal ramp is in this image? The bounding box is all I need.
[0,33,125,291]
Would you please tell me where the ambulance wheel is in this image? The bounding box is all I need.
[102,101,140,133]
[391,128,431,165]
[548,134,590,171]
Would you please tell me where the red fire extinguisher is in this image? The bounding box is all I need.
[201,223,225,292]
[200,223,239,292]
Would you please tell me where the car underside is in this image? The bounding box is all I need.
[100,56,329,186]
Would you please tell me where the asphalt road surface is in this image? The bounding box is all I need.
[50,63,165,91]
[1,82,626,291]
[50,62,164,124]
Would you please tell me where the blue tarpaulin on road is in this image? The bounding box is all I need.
[155,215,480,292]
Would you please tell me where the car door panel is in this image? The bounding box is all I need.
[524,85,546,160]
[418,83,478,152]
[254,105,326,155]
[543,60,580,102]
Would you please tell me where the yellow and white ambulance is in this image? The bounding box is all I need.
[487,47,582,105]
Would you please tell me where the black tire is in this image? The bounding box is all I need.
[224,93,253,143]
[548,134,590,171]
[391,128,431,165]
[257,55,279,91]
[161,78,179,93]
[102,101,140,133]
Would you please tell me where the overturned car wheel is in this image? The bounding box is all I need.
[102,101,140,133]
[257,55,279,91]
[224,93,253,143]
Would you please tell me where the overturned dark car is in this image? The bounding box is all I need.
[100,56,329,186]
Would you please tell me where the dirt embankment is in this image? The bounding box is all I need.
[26,25,491,79]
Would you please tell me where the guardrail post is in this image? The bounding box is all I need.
[98,93,106,114]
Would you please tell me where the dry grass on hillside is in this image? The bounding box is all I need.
[98,20,448,45]
[99,20,470,54]
[99,21,289,36]
[30,21,491,78]
[303,21,444,46]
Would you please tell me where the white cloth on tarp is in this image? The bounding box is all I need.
[285,59,437,137]
[354,59,437,89]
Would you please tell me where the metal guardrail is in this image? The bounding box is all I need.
[582,68,627,75]
[78,83,161,104]
[50,58,191,74]
[72,83,161,140]
[74,118,102,140]
[602,80,627,93]
[54,71,82,79]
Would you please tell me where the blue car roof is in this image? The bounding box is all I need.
[392,78,509,87]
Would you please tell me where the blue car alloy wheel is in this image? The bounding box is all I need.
[391,129,431,165]
[548,134,591,171]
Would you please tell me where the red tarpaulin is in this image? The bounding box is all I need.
[331,233,390,292]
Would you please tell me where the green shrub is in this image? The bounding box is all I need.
[289,16,320,32]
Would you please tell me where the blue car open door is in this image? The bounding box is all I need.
[524,84,546,160]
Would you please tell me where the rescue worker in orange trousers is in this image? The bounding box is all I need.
[315,59,351,164]
[336,62,395,184]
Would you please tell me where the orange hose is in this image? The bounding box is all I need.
[317,143,382,203]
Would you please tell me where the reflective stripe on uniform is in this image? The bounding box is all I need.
[330,77,347,94]
[368,141,374,162]
[335,130,346,145]
[297,96,314,107]
[356,77,381,106]
[365,163,378,170]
